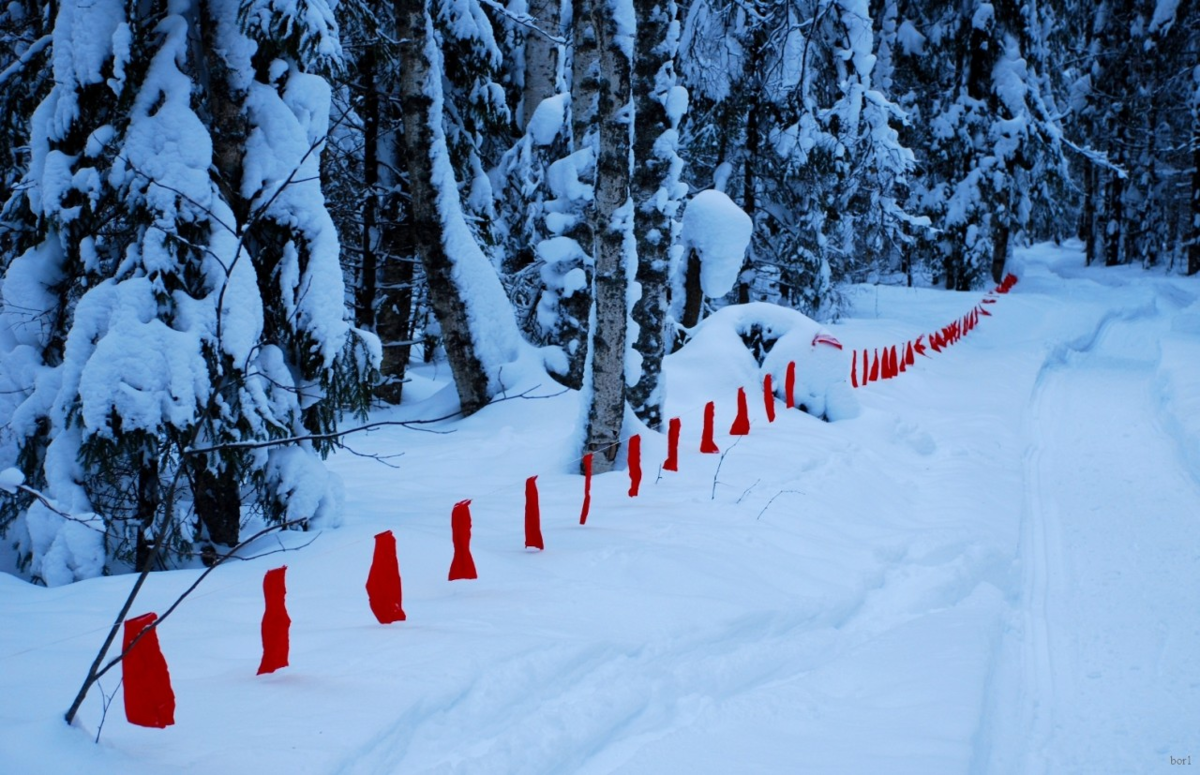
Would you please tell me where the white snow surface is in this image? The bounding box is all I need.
[527,93,567,146]
[2,243,1198,773]
[680,189,753,298]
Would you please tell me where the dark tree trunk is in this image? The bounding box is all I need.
[1081,164,1097,265]
[356,44,379,333]
[134,450,161,571]
[372,58,415,404]
[1190,117,1199,276]
[1104,167,1125,267]
[628,0,676,431]
[991,222,1010,284]
[680,250,703,332]
[192,457,240,549]
[738,28,763,306]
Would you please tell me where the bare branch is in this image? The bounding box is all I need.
[756,490,805,521]
[185,385,565,455]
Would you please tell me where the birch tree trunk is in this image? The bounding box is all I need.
[522,0,560,130]
[571,0,601,148]
[582,0,633,473]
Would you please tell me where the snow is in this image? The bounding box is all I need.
[2,243,1199,773]
[679,190,752,298]
[1149,0,1181,33]
[674,302,858,423]
[527,93,567,146]
[665,85,689,127]
[0,467,23,494]
[972,3,994,31]
[896,20,926,55]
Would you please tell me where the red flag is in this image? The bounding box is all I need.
[122,613,175,728]
[525,476,544,550]
[850,352,858,388]
[869,349,880,381]
[663,418,681,471]
[579,453,593,525]
[701,401,720,453]
[258,566,291,674]
[861,349,870,380]
[812,333,843,350]
[785,362,797,408]
[730,387,751,435]
[898,346,907,373]
[914,335,928,357]
[931,332,943,353]
[980,305,992,316]
[627,435,642,497]
[764,373,778,418]
[366,531,406,624]
[448,500,478,580]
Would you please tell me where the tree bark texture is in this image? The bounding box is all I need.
[1190,113,1199,276]
[582,0,632,474]
[395,0,493,415]
[372,72,416,404]
[522,0,560,130]
[628,0,675,431]
[571,0,601,148]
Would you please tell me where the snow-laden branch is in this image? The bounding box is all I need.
[476,0,568,45]
[1061,137,1128,179]
[0,34,51,87]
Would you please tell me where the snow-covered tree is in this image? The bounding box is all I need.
[1067,0,1197,272]
[679,0,914,317]
[395,0,524,416]
[0,0,375,583]
[0,0,52,263]
[892,0,1067,288]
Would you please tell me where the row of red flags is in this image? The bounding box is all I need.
[850,274,1018,387]
[119,274,1018,729]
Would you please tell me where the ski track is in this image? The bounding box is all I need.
[978,253,1200,774]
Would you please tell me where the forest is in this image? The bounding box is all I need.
[1,0,1197,584]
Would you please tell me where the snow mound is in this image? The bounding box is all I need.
[680,190,752,298]
[682,303,858,422]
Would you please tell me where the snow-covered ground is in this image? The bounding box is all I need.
[2,242,1197,774]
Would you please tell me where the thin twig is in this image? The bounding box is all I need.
[710,436,743,501]
[756,490,805,521]
[736,479,762,504]
[85,520,307,689]
[185,385,565,455]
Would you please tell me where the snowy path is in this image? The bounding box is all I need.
[980,260,1200,774]
[2,243,1197,774]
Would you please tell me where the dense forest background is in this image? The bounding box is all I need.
[0,0,1196,584]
